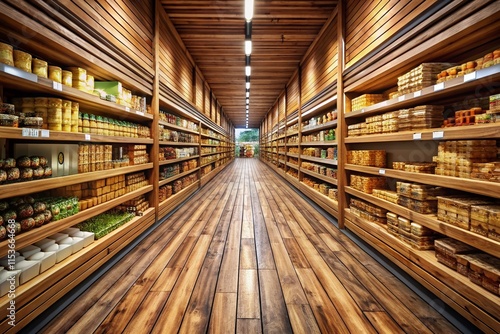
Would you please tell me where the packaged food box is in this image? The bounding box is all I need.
[350,175,386,194]
[411,222,436,236]
[397,216,411,232]
[470,205,500,237]
[398,196,437,214]
[467,253,500,294]
[435,238,477,270]
[437,196,493,230]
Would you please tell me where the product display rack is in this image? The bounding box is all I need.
[342,43,500,334]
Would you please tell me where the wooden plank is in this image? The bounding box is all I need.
[295,268,349,333]
[364,311,404,334]
[283,238,310,269]
[208,293,237,333]
[258,269,293,333]
[287,304,321,334]
[237,269,260,319]
[236,319,262,334]
[122,291,170,334]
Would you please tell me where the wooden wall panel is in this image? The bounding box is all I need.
[204,85,211,118]
[300,17,338,106]
[278,93,286,120]
[195,71,204,111]
[345,0,435,69]
[286,72,300,114]
[0,0,154,94]
[158,8,193,103]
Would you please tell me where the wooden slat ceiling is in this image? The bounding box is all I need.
[161,0,338,129]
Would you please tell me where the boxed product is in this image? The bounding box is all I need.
[434,238,477,270]
[350,175,386,194]
[437,196,493,230]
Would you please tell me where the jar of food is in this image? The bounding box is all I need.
[13,50,32,72]
[34,97,48,108]
[1,103,15,114]
[47,98,62,109]
[96,115,103,135]
[48,66,62,83]
[0,114,19,127]
[23,117,43,129]
[62,70,72,86]
[82,113,90,133]
[0,42,14,66]
[32,58,48,78]
[47,108,62,124]
[22,97,35,108]
[89,114,97,134]
[62,107,71,125]
[86,74,94,93]
[102,117,109,136]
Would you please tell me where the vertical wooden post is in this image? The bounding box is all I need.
[151,0,161,221]
[336,0,346,229]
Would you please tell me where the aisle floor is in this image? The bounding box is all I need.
[38,159,459,333]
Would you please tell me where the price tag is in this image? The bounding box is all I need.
[432,131,444,139]
[379,169,386,175]
[413,133,422,140]
[125,107,130,112]
[434,82,444,91]
[85,134,91,141]
[398,95,405,102]
[414,91,421,98]
[22,128,39,137]
[361,109,365,113]
[380,101,387,106]
[41,130,50,138]
[52,81,62,91]
[464,72,476,82]
[136,111,145,116]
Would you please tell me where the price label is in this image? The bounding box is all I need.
[22,128,39,137]
[361,109,365,113]
[413,133,422,140]
[464,72,476,82]
[136,111,145,116]
[41,130,50,138]
[380,101,387,106]
[125,107,130,112]
[432,131,444,139]
[379,169,386,175]
[434,82,445,91]
[398,95,405,102]
[414,91,421,98]
[52,81,63,91]
[85,134,91,141]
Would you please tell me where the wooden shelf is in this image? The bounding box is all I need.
[0,185,153,254]
[159,141,199,146]
[345,123,500,143]
[286,163,299,170]
[285,143,300,146]
[344,186,500,258]
[346,64,500,118]
[159,156,200,165]
[159,168,200,187]
[345,210,500,333]
[0,127,154,143]
[301,119,339,135]
[158,120,199,134]
[285,131,299,137]
[200,132,223,140]
[201,144,221,147]
[158,181,200,218]
[200,163,227,186]
[201,152,222,157]
[299,155,338,166]
[301,141,338,146]
[0,64,153,123]
[345,164,500,199]
[0,163,154,200]
[300,169,338,186]
[200,160,218,168]
[287,153,299,158]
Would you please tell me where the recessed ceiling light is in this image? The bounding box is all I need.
[245,40,252,55]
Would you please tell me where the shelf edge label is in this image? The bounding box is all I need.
[125,107,130,112]
[434,82,445,91]
[413,133,422,140]
[414,91,422,98]
[398,95,405,102]
[21,128,39,137]
[432,131,444,139]
[85,134,91,141]
[52,81,63,91]
[379,169,386,175]
[41,130,50,138]
[464,72,476,82]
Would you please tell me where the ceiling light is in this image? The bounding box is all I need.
[246,91,250,98]
[246,105,249,110]
[246,81,250,89]
[246,98,249,104]
[245,40,252,55]
[245,65,251,76]
[245,0,254,21]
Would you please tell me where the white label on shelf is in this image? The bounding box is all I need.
[136,111,145,116]
[41,130,50,138]
[398,95,405,102]
[125,107,130,112]
[413,133,422,140]
[22,128,39,137]
[464,72,476,82]
[434,82,445,91]
[414,91,421,98]
[432,131,444,139]
[379,169,386,175]
[361,109,365,113]
[380,101,387,106]
[85,134,91,141]
[52,81,62,91]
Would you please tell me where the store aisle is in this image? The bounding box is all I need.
[38,159,459,333]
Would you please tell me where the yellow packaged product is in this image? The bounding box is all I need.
[62,70,72,86]
[0,42,14,66]
[48,66,62,83]
[32,58,48,78]
[47,98,62,108]
[13,50,32,72]
[67,67,86,82]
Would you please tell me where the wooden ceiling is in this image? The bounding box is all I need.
[160,1,338,129]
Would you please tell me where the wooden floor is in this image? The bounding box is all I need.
[37,159,460,333]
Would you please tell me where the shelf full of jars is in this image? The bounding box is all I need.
[342,46,500,333]
[0,40,157,332]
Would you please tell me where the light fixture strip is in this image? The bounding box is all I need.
[245,0,254,21]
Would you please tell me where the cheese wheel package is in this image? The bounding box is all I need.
[48,66,62,83]
[0,42,14,66]
[32,58,48,78]
[62,70,72,86]
[13,50,32,72]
